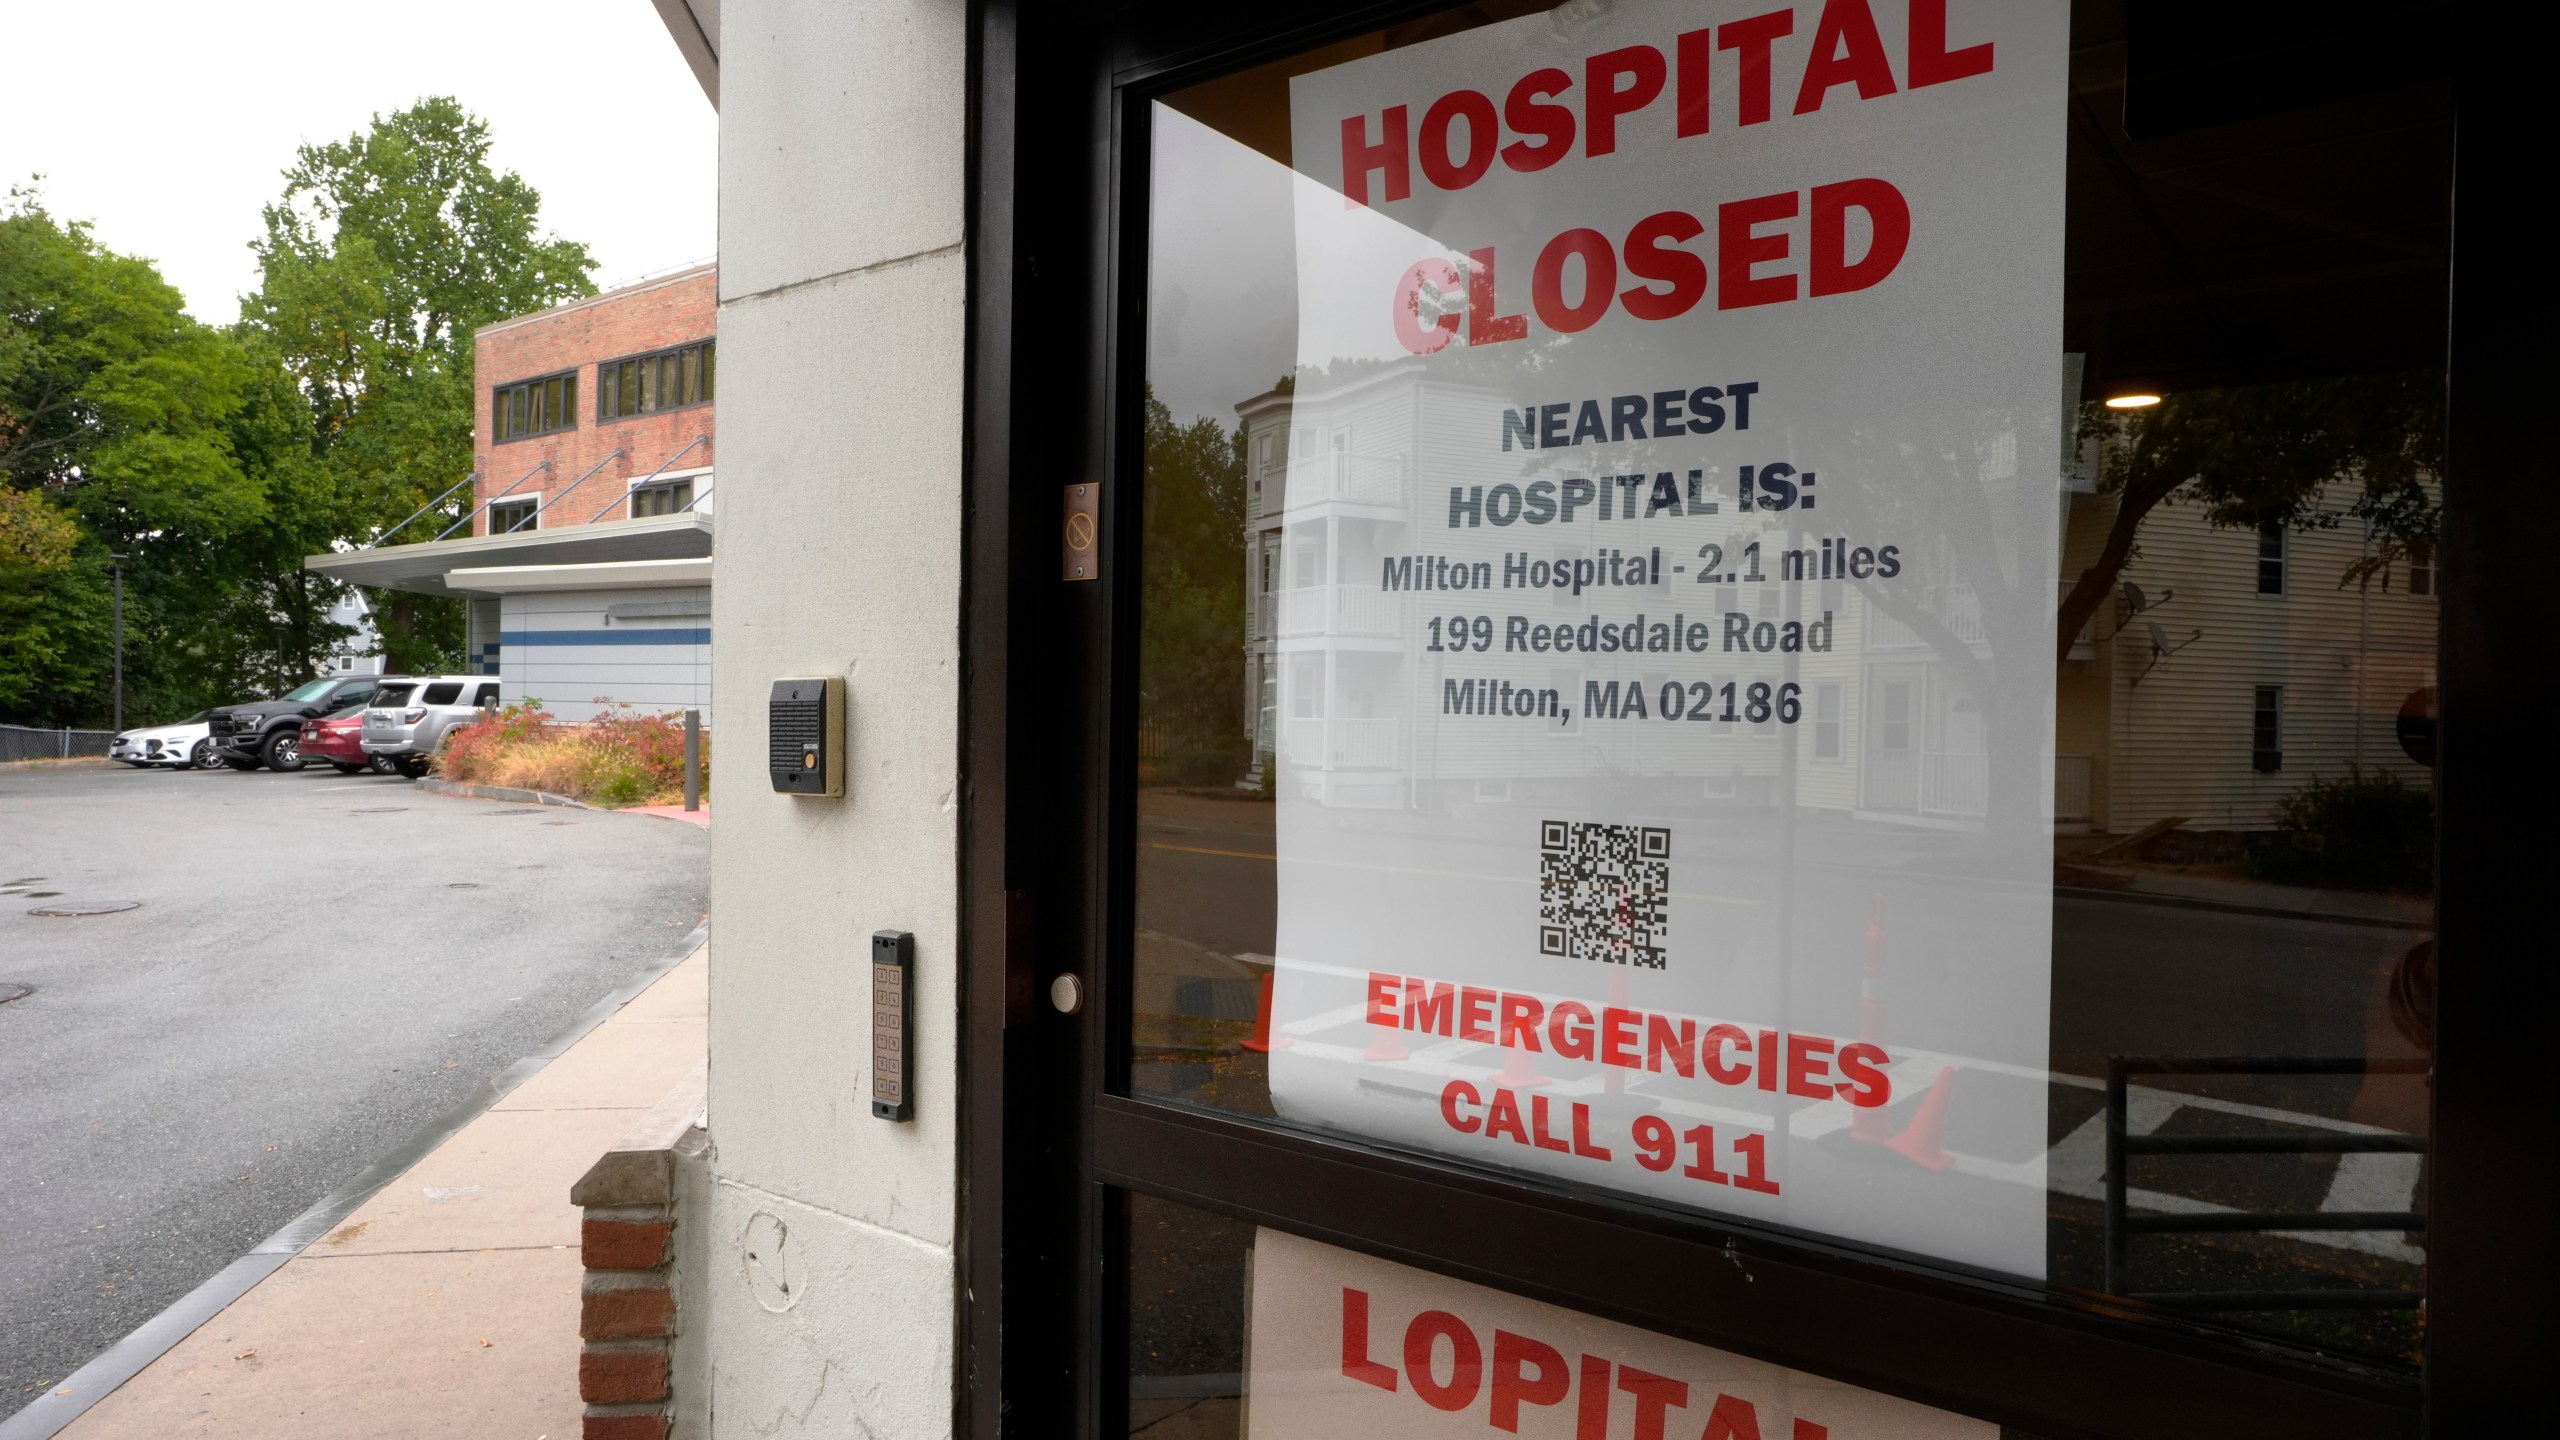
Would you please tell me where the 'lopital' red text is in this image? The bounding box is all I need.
[1339,1285,1835,1437]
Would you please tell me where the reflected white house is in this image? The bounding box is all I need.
[1241,364,1850,816]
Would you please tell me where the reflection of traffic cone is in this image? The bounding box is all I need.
[1496,1044,1551,1089]
[1851,895,1893,1143]
[1884,1066,1956,1170]
[1240,970,1290,1053]
[1365,1027,1410,1061]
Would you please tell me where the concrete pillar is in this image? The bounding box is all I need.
[702,2,970,1434]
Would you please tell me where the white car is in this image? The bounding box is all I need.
[108,712,223,770]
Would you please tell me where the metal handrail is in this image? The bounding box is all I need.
[365,472,479,549]
[587,435,709,524]
[2102,1055,2429,1309]
[506,445,627,530]
[436,459,554,541]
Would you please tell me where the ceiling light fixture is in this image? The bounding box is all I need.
[2105,393,2163,409]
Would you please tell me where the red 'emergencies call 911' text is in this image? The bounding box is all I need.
[1365,971,1897,1198]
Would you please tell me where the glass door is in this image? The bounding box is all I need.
[999,1,2494,1435]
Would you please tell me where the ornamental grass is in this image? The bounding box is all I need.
[434,701,705,808]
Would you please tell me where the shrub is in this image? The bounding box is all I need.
[434,700,707,808]
[2248,766,2432,892]
[1163,732,1249,788]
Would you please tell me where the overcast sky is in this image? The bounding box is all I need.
[0,1,717,323]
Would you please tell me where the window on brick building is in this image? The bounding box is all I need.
[494,371,577,442]
[599,339,715,420]
[487,498,538,535]
[629,478,696,518]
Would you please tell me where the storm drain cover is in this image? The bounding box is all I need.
[0,984,30,1006]
[446,882,483,889]
[485,809,542,816]
[351,807,409,814]
[29,900,140,917]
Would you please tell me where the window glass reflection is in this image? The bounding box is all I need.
[1131,0,2442,1366]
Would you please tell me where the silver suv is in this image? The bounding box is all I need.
[362,675,502,778]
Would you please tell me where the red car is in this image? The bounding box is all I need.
[298,704,379,775]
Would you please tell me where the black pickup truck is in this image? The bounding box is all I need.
[205,674,385,771]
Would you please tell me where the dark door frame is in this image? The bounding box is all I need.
[958,2,2555,1436]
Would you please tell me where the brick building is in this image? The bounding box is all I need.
[471,263,718,534]
[305,266,718,722]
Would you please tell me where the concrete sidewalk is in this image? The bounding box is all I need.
[622,805,709,829]
[41,946,709,1439]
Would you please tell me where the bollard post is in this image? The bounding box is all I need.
[683,708,701,812]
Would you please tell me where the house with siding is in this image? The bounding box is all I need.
[2056,474,2437,835]
[303,265,717,723]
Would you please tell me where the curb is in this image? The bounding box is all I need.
[2053,883,2430,932]
[412,776,594,809]
[0,922,712,1440]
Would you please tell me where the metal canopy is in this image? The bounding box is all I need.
[303,513,714,596]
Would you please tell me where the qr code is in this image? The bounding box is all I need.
[1538,820,1670,968]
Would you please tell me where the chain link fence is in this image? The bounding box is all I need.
[0,724,115,762]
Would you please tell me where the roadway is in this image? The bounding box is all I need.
[0,761,707,1421]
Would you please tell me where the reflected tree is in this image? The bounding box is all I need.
[2059,372,2442,667]
[1140,386,1248,778]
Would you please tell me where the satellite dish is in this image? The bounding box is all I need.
[2098,580,2177,641]
[2133,621,2202,686]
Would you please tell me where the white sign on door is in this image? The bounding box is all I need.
[1268,0,2067,1277]
[1246,1227,1995,1438]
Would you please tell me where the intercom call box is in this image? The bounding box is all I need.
[768,677,844,796]
[871,929,914,1121]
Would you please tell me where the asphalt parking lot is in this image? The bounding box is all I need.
[0,760,709,1420]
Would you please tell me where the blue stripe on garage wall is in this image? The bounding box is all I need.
[500,628,712,646]
[497,585,710,723]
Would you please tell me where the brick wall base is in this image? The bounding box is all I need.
[572,1063,706,1439]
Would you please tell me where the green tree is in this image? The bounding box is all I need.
[0,191,326,724]
[1139,387,1249,778]
[245,96,596,671]
[0,483,86,715]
